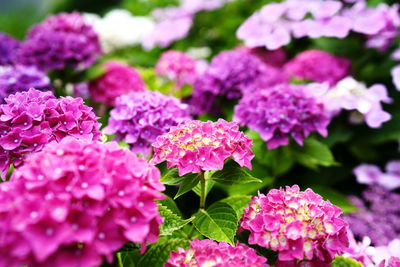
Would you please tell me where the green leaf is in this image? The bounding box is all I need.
[193,202,238,245]
[157,195,182,216]
[211,161,262,185]
[137,238,189,267]
[294,138,337,169]
[192,180,216,198]
[117,250,141,267]
[332,256,364,267]
[311,185,358,214]
[158,204,194,236]
[223,177,273,196]
[174,173,201,199]
[220,195,252,218]
[85,65,106,81]
[160,168,183,185]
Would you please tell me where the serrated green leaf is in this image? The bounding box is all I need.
[220,195,252,218]
[311,185,358,214]
[158,204,193,236]
[174,173,201,199]
[211,161,262,185]
[117,250,141,267]
[192,180,215,197]
[332,256,364,267]
[137,238,189,267]
[294,138,337,169]
[193,202,238,245]
[157,195,182,216]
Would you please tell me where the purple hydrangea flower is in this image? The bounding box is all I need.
[354,161,400,190]
[0,32,20,65]
[18,12,102,71]
[0,65,51,103]
[0,137,165,267]
[344,186,400,246]
[103,91,190,155]
[191,50,288,114]
[0,88,101,178]
[283,49,351,86]
[391,65,400,91]
[234,83,330,149]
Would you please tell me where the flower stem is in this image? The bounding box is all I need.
[199,172,206,209]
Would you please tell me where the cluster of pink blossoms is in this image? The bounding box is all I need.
[0,137,165,267]
[241,185,349,263]
[0,88,101,177]
[151,119,254,176]
[165,239,269,267]
[89,61,145,106]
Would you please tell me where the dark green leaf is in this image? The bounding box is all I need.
[192,180,216,198]
[117,250,141,267]
[311,185,358,213]
[220,195,252,218]
[193,202,238,245]
[294,138,337,169]
[158,204,193,236]
[160,168,183,185]
[174,173,201,199]
[211,161,262,185]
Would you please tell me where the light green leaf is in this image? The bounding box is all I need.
[158,204,193,236]
[222,177,273,196]
[160,168,183,185]
[137,238,189,267]
[157,195,182,216]
[192,180,215,198]
[311,185,358,213]
[332,256,364,267]
[193,202,238,245]
[220,195,252,218]
[85,65,106,81]
[174,173,201,199]
[211,161,262,185]
[294,138,337,169]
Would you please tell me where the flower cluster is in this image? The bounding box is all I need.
[344,186,400,246]
[237,0,400,51]
[104,91,190,155]
[166,239,269,267]
[155,50,200,88]
[0,32,20,65]
[88,61,145,106]
[241,47,287,68]
[191,50,287,114]
[283,50,350,85]
[151,119,254,176]
[0,137,165,267]
[84,9,155,53]
[0,65,51,103]
[324,77,392,128]
[234,83,330,149]
[18,12,101,71]
[0,88,101,177]
[354,161,400,190]
[241,185,349,262]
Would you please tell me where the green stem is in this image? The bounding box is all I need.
[116,252,123,267]
[199,172,206,209]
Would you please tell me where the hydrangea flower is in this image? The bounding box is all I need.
[155,50,200,88]
[369,240,400,266]
[343,232,375,267]
[0,65,51,103]
[88,61,145,106]
[0,88,101,177]
[324,77,392,128]
[241,185,349,262]
[0,32,20,65]
[234,83,330,149]
[283,50,350,85]
[151,119,254,176]
[391,65,400,91]
[344,186,400,246]
[354,161,400,190]
[103,91,190,155]
[18,12,101,71]
[191,50,287,114]
[0,137,165,267]
[240,47,288,68]
[166,239,269,267]
[84,9,155,53]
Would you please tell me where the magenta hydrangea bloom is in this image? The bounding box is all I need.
[0,88,101,177]
[151,119,254,176]
[0,32,20,65]
[284,50,350,85]
[0,65,51,103]
[166,239,269,267]
[191,50,287,114]
[89,61,145,106]
[18,12,101,71]
[0,137,165,267]
[104,91,190,155]
[155,50,199,88]
[241,185,349,263]
[234,83,330,149]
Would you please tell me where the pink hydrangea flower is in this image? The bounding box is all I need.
[155,50,200,88]
[0,137,165,267]
[89,61,145,106]
[0,88,101,178]
[151,119,254,176]
[241,185,349,263]
[165,239,269,267]
[284,50,350,86]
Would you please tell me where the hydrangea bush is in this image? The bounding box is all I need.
[1,0,400,266]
